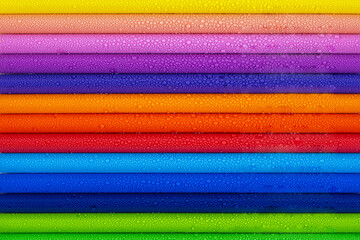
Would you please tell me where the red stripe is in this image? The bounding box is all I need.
[1,133,359,153]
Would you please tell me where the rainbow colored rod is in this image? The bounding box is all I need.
[2,74,360,94]
[1,114,360,133]
[1,14,360,34]
[1,173,359,193]
[1,153,360,173]
[0,213,359,233]
[1,54,360,74]
[1,234,360,240]
[2,134,360,153]
[0,0,359,14]
[1,94,360,114]
[2,34,360,54]
[1,193,360,213]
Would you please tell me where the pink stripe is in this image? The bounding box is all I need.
[1,34,360,54]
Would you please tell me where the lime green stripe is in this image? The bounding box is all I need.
[1,214,360,233]
[1,234,360,240]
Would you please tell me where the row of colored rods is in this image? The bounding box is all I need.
[1,0,360,238]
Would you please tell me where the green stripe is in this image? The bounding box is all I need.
[1,214,360,233]
[1,234,360,240]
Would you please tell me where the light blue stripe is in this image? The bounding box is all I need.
[0,153,359,173]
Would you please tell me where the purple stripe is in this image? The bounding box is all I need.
[1,54,359,73]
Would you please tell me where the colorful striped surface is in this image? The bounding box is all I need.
[1,0,359,237]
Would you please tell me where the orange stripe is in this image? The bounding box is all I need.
[1,94,360,114]
[1,114,359,133]
[1,14,360,34]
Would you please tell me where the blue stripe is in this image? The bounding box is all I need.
[1,74,360,94]
[1,173,359,193]
[1,153,360,173]
[1,193,360,213]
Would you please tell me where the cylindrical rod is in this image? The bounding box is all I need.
[0,213,359,233]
